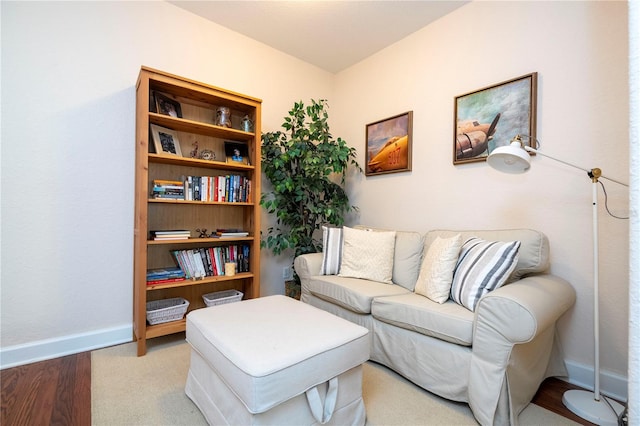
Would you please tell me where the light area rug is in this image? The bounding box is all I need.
[92,334,578,425]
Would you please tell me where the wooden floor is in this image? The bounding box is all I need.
[1,352,91,426]
[1,351,601,426]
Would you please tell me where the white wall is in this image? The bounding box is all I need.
[0,0,631,402]
[334,1,629,400]
[0,0,334,366]
[627,1,639,422]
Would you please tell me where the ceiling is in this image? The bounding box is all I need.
[169,1,469,73]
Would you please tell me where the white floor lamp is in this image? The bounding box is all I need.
[487,135,628,426]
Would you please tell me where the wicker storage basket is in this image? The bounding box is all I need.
[146,297,189,325]
[202,290,243,307]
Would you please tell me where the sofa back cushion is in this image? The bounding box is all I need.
[424,229,549,282]
[355,226,424,291]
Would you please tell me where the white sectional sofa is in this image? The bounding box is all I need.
[294,226,576,426]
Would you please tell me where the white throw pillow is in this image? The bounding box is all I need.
[414,234,463,304]
[320,226,343,275]
[338,226,396,284]
[450,237,521,311]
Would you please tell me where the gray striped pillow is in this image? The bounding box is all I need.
[320,226,343,275]
[450,237,521,311]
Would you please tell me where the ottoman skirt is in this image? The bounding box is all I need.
[186,349,366,425]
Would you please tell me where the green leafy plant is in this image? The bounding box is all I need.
[261,99,361,269]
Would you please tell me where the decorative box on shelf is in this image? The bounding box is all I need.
[146,297,189,325]
[202,290,243,307]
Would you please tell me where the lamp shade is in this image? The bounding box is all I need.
[486,140,531,173]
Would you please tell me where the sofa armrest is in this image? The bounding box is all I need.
[294,253,324,284]
[468,274,575,425]
[294,253,324,303]
[474,274,576,344]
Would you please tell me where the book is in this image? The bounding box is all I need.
[208,247,219,276]
[241,244,250,272]
[200,247,213,276]
[191,249,207,278]
[171,250,192,279]
[212,246,223,276]
[146,277,186,285]
[193,176,201,201]
[185,176,193,201]
[146,266,185,281]
[217,175,225,202]
[154,236,190,241]
[181,250,197,279]
[153,179,184,186]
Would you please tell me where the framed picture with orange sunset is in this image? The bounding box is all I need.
[365,111,413,176]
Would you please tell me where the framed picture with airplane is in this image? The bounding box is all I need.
[365,111,413,176]
[453,72,537,165]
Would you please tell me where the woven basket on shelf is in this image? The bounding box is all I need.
[202,290,243,307]
[146,297,189,325]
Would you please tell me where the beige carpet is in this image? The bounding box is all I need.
[92,334,578,425]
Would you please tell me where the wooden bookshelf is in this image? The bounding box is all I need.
[133,67,261,356]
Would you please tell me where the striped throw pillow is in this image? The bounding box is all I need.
[320,226,343,275]
[450,237,521,311]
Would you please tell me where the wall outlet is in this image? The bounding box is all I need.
[283,266,293,281]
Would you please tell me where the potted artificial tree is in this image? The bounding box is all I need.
[261,99,361,298]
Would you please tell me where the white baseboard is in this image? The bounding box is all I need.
[564,359,628,403]
[0,324,132,370]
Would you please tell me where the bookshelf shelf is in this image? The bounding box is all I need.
[133,67,262,356]
[149,113,254,139]
[148,153,255,170]
[145,272,254,291]
[145,319,187,339]
[148,198,253,206]
[147,237,253,246]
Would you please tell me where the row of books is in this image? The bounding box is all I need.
[186,175,251,203]
[171,244,250,280]
[151,175,251,203]
[152,180,184,200]
[146,266,186,285]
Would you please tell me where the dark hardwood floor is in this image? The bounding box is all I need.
[1,350,608,425]
[1,352,91,426]
[532,378,597,426]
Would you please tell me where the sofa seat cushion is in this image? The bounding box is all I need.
[371,293,475,346]
[308,275,411,314]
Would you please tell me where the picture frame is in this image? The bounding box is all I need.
[150,124,183,156]
[154,92,183,118]
[453,72,537,165]
[365,111,413,176]
[224,141,249,165]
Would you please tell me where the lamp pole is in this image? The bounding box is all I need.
[489,137,628,425]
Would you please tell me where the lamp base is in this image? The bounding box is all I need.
[562,389,625,426]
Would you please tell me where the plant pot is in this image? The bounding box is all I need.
[285,280,301,300]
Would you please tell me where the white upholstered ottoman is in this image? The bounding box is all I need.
[185,295,370,425]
